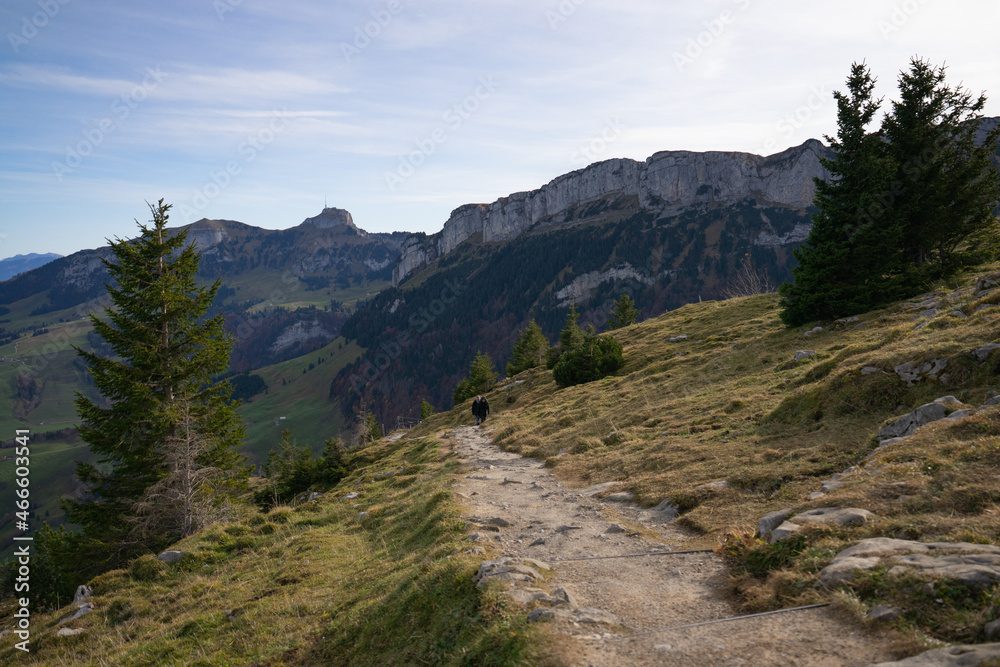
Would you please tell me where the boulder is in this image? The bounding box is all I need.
[985,619,1000,642]
[871,643,1000,666]
[473,557,549,589]
[769,521,802,544]
[976,274,1000,293]
[894,359,948,386]
[57,627,85,637]
[983,396,1000,409]
[794,350,817,361]
[946,409,975,421]
[791,507,874,527]
[867,604,902,622]
[973,344,1000,363]
[59,602,93,625]
[820,538,1000,588]
[758,508,795,539]
[803,327,824,336]
[651,499,680,522]
[73,585,93,605]
[877,402,947,439]
[157,550,189,564]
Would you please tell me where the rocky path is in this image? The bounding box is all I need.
[448,425,893,666]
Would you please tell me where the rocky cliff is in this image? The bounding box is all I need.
[393,139,832,285]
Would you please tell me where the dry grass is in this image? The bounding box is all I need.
[463,264,1000,648]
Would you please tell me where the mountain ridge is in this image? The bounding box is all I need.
[393,138,833,285]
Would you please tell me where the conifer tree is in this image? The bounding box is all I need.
[606,294,639,330]
[780,62,895,326]
[505,319,550,376]
[65,200,246,566]
[881,57,1000,275]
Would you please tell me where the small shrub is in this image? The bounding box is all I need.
[553,334,624,388]
[129,554,166,582]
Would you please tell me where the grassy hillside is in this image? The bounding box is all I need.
[0,434,545,666]
[5,263,1000,663]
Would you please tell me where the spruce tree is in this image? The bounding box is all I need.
[606,294,639,330]
[881,57,1000,276]
[65,200,246,566]
[779,62,896,326]
[505,319,550,376]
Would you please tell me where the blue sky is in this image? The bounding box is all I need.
[1,0,998,259]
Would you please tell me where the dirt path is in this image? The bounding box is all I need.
[448,425,894,666]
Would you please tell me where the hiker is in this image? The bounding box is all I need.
[472,396,482,425]
[477,395,490,425]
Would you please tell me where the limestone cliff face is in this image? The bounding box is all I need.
[393,139,831,285]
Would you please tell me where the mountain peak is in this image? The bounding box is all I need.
[299,207,361,234]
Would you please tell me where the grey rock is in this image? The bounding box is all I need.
[791,507,874,527]
[307,491,321,501]
[758,508,795,539]
[473,557,549,589]
[973,344,1000,363]
[651,499,680,521]
[603,492,635,502]
[554,525,583,533]
[819,480,844,493]
[358,511,369,520]
[605,524,628,534]
[59,602,93,624]
[57,627,85,637]
[486,517,511,527]
[934,396,965,408]
[73,585,93,605]
[985,619,1000,642]
[983,395,1000,409]
[976,304,1000,314]
[820,556,883,586]
[861,366,881,375]
[157,549,189,563]
[877,402,948,439]
[465,546,486,555]
[552,587,578,607]
[574,607,619,625]
[769,521,802,544]
[976,274,1000,292]
[878,436,909,448]
[946,409,975,421]
[803,326,824,336]
[794,350,816,362]
[871,643,1000,666]
[894,358,948,386]
[342,492,360,500]
[867,604,902,622]
[527,607,571,623]
[529,538,546,546]
[669,334,689,342]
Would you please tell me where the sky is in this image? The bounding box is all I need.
[1,0,998,260]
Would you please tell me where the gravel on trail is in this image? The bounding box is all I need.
[449,425,894,667]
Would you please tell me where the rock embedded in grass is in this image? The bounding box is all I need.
[871,643,1000,666]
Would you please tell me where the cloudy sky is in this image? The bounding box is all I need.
[1,0,998,259]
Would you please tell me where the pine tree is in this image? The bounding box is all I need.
[64,200,247,567]
[779,62,897,326]
[558,305,585,353]
[881,57,1000,275]
[505,319,550,376]
[606,294,639,330]
[467,351,499,394]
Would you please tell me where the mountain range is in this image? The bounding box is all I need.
[0,253,62,282]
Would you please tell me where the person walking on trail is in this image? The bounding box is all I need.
[477,395,490,426]
[472,396,482,425]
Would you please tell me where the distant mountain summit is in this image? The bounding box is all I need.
[0,253,62,281]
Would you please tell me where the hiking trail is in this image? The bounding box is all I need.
[448,425,893,666]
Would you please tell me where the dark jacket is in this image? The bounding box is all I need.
[478,397,490,418]
[472,397,481,417]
